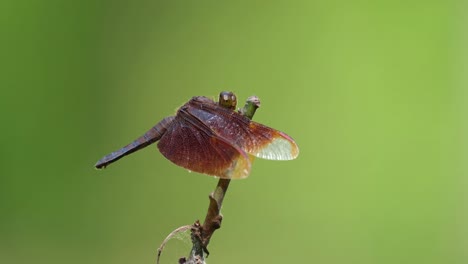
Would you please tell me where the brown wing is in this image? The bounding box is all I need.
[157,108,251,179]
[186,98,299,160]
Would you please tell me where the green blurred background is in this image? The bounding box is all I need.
[1,1,466,263]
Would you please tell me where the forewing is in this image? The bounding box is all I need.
[241,121,299,160]
[157,113,251,179]
[187,104,299,160]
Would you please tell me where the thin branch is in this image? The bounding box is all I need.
[185,95,260,263]
[157,94,261,264]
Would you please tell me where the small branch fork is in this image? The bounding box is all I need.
[157,95,260,264]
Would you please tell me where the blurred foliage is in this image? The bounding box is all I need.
[1,1,466,264]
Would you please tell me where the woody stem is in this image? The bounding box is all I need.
[189,96,260,261]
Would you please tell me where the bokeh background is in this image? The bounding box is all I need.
[1,1,466,263]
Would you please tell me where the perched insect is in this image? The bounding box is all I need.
[95,91,299,179]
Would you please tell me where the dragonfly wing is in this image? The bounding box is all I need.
[186,101,299,161]
[241,122,299,160]
[157,112,251,179]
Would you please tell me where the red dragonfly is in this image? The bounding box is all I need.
[95,92,299,179]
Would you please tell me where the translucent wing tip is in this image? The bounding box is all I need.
[220,150,252,179]
[255,132,299,160]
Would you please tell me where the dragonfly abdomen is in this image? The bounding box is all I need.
[95,116,175,169]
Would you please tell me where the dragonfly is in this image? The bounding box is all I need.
[95,91,299,179]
